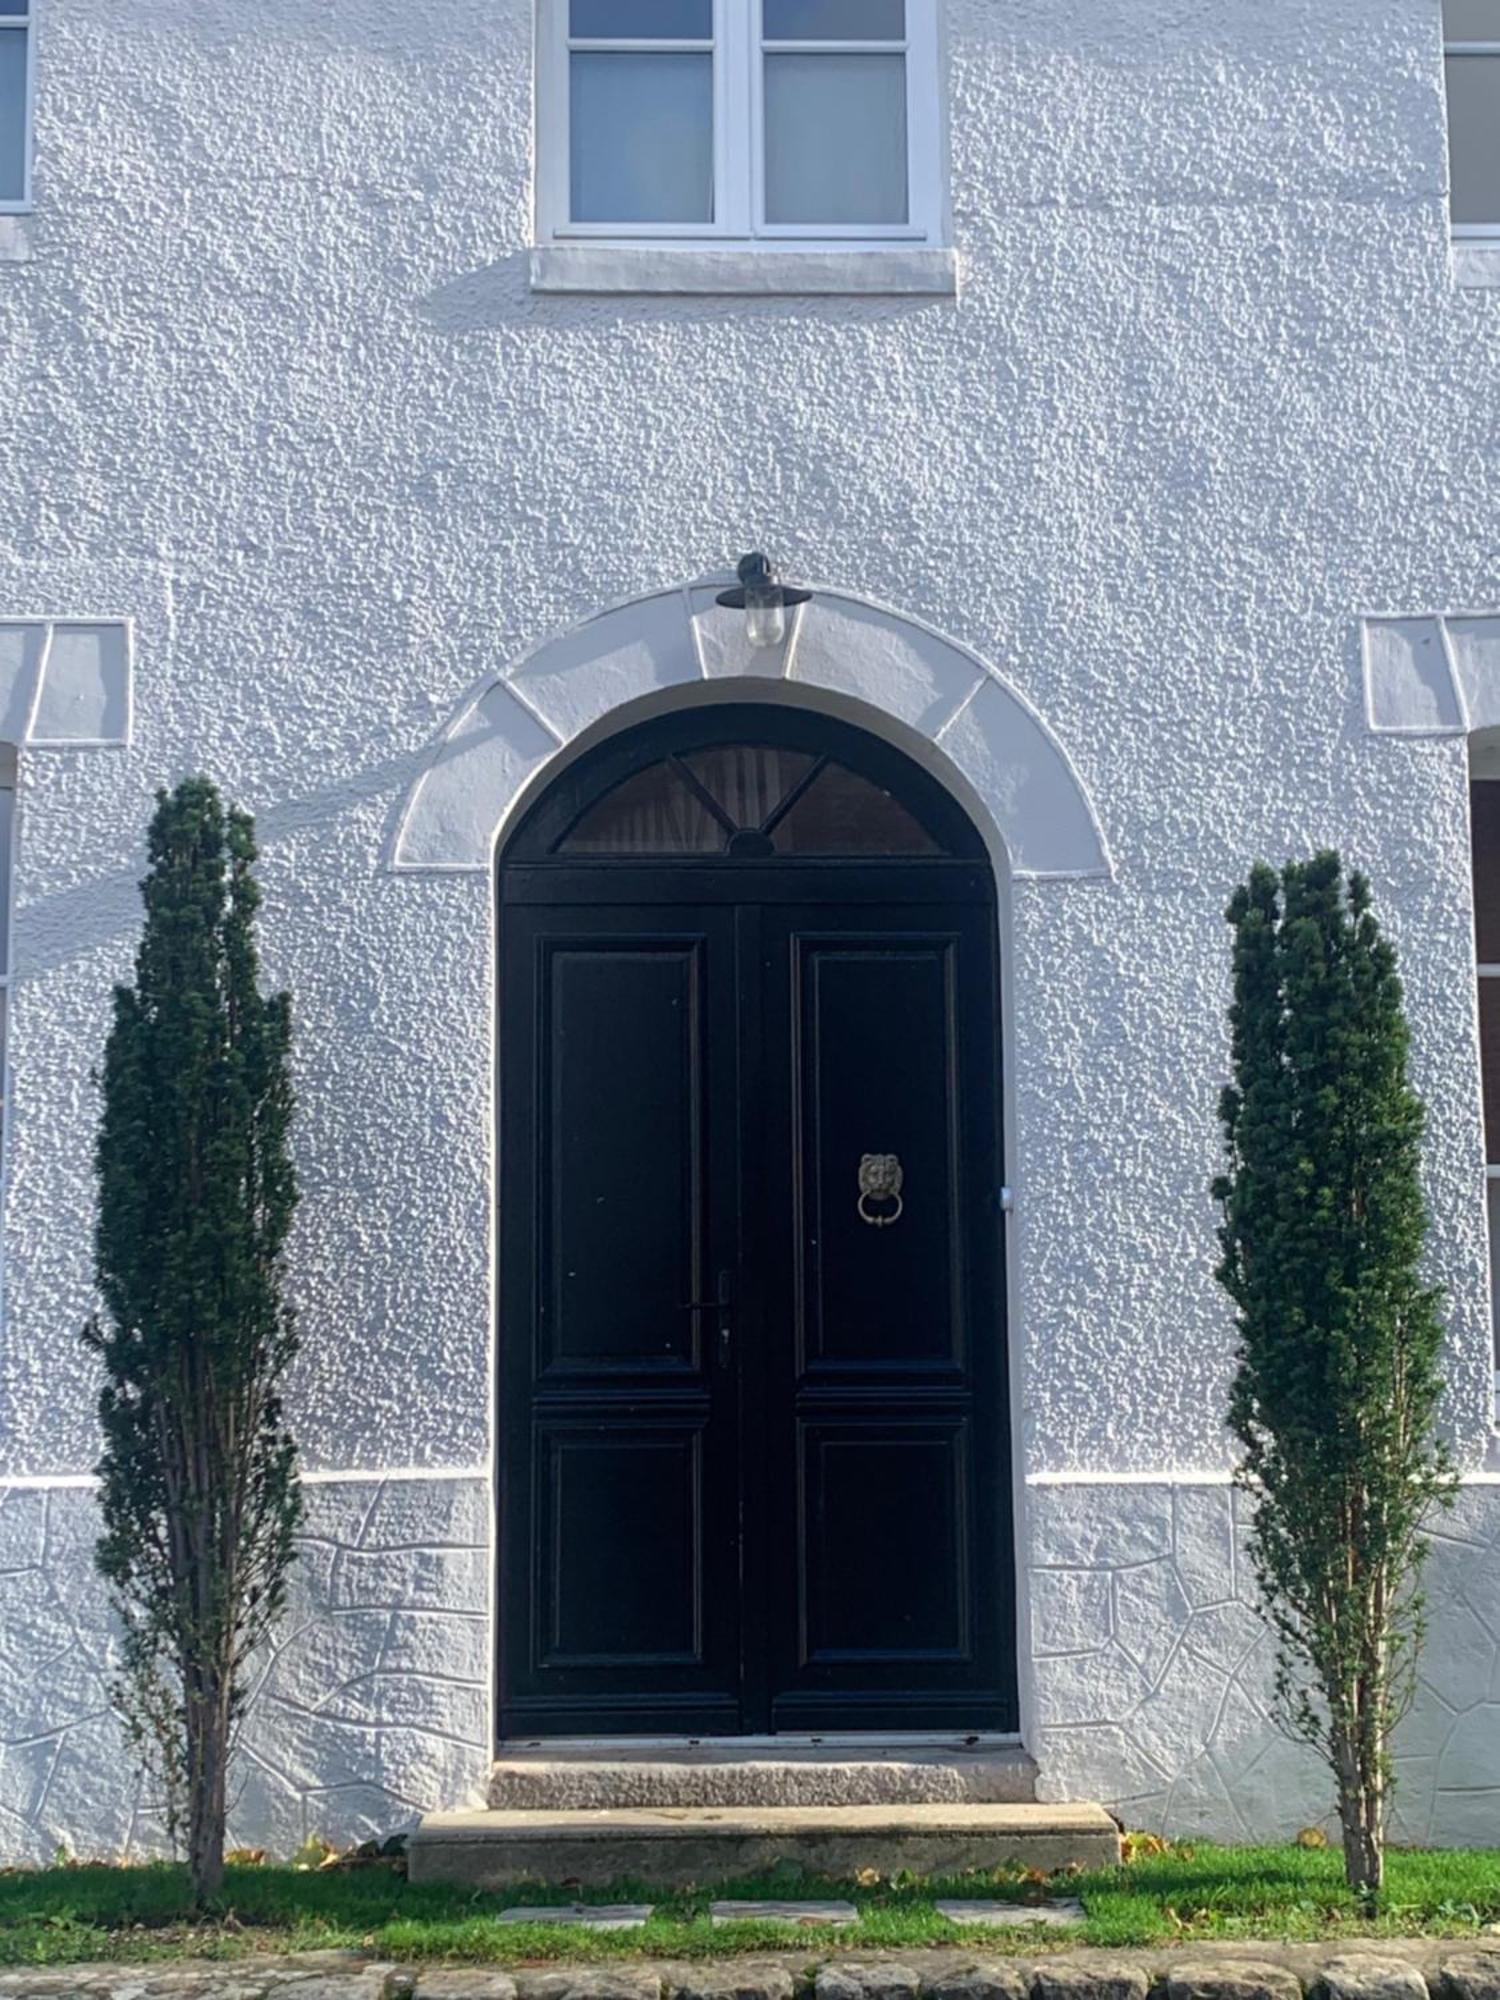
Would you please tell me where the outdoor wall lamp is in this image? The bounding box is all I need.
[716,551,812,650]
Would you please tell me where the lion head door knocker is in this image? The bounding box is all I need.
[857,1152,904,1228]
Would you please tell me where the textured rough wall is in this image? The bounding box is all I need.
[0,1477,490,1863]
[0,0,1497,1857]
[1027,1482,1500,1846]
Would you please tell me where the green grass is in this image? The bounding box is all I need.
[2,1844,1500,1968]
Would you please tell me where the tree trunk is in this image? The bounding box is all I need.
[1332,1721,1384,1905]
[186,1677,230,1903]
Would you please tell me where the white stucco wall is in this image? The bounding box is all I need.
[1,0,1499,1856]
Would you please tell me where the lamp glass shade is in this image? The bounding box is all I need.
[744,586,786,649]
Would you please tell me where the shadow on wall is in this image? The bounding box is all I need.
[18,744,433,982]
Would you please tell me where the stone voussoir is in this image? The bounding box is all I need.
[1165,1964,1305,2000]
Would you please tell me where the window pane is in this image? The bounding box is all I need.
[570,0,712,37]
[1446,0,1500,39]
[763,0,904,37]
[560,761,725,853]
[571,51,713,223]
[772,761,940,854]
[0,30,26,202]
[764,52,906,224]
[681,745,815,829]
[1447,55,1500,224]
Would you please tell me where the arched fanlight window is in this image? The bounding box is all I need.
[505,705,982,863]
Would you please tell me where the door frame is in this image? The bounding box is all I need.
[492,695,1024,1745]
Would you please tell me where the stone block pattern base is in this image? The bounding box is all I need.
[3,1470,1499,1859]
[0,1476,490,1863]
[1025,1478,1500,1845]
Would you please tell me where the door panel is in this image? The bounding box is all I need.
[498,905,742,1736]
[758,904,1012,1731]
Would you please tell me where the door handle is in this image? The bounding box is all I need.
[680,1269,733,1369]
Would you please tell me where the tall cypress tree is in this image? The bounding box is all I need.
[85,778,300,1901]
[1214,852,1452,1902]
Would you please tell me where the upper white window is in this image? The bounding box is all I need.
[1445,0,1500,237]
[537,0,942,246]
[0,0,30,211]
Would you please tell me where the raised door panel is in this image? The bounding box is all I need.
[541,942,706,1375]
[795,940,963,1373]
[797,1418,971,1665]
[537,1426,704,1667]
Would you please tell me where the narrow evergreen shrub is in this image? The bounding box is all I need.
[1214,852,1453,1901]
[85,778,300,1902]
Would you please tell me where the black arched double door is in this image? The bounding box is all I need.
[497,706,1014,1738]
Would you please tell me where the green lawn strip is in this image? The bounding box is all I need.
[1,1846,1498,1967]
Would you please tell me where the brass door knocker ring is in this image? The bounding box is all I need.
[857,1152,904,1227]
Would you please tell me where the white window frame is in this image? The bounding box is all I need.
[1444,18,1500,242]
[535,0,943,249]
[0,0,34,216]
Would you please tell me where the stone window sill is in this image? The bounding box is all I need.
[528,244,958,298]
[1454,238,1500,289]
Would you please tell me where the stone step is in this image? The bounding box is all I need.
[489,1743,1038,1810]
[407,1801,1120,1889]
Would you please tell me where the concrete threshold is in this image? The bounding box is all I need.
[489,1744,1038,1812]
[407,1802,1120,1889]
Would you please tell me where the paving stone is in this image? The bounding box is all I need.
[711,1900,858,1928]
[919,1967,1031,2000]
[1033,1963,1151,2000]
[499,1905,653,1931]
[1317,1958,1429,2000]
[1166,1965,1304,2000]
[1437,1958,1500,2000]
[414,1977,518,2000]
[517,1973,661,2000]
[936,1898,1085,1929]
[666,1972,794,2000]
[815,1969,920,2000]
[261,1982,375,2000]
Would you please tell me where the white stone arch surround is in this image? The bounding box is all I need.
[391,582,1112,880]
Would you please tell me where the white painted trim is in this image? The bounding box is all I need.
[0,616,134,749]
[1365,611,1500,737]
[1025,1468,1237,1485]
[0,1464,490,1492]
[1453,240,1500,287]
[529,244,957,294]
